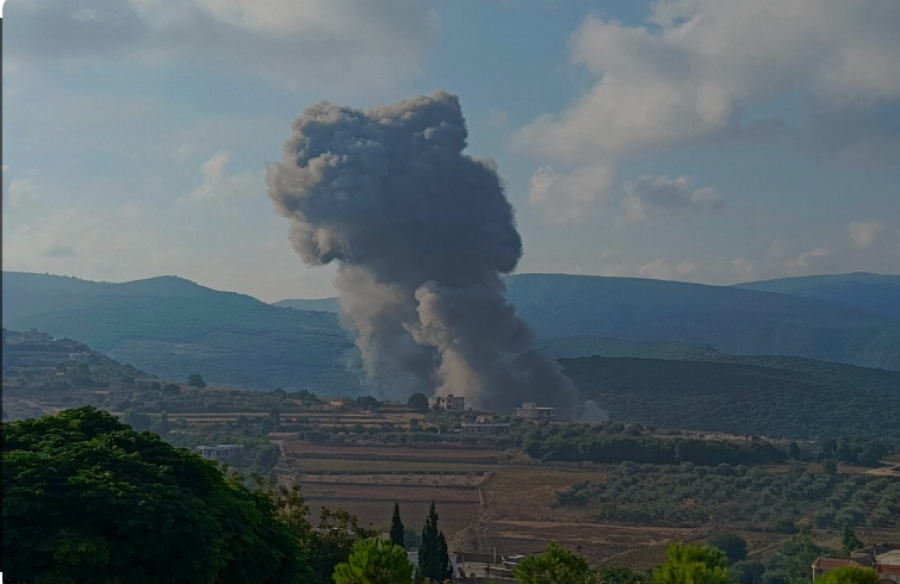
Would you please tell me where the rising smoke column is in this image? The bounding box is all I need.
[267,91,577,416]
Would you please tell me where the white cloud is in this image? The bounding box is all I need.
[1,202,181,280]
[731,220,900,280]
[527,164,616,224]
[622,174,724,223]
[789,247,835,272]
[849,220,888,249]
[182,151,263,204]
[637,258,699,281]
[1,166,40,212]
[1,199,338,302]
[731,258,759,281]
[516,0,900,164]
[5,0,438,90]
[514,0,900,224]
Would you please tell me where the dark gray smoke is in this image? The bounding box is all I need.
[267,91,577,416]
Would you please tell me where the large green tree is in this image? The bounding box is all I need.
[416,501,452,584]
[819,567,880,584]
[840,525,864,557]
[333,538,413,584]
[1,407,311,584]
[593,565,647,584]
[187,373,206,388]
[765,528,824,584]
[407,393,429,413]
[513,542,591,584]
[708,532,748,564]
[263,480,378,584]
[390,503,405,549]
[652,544,731,584]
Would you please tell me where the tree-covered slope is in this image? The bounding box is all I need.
[6,271,900,394]
[735,272,900,318]
[538,335,722,361]
[276,273,900,370]
[561,355,900,440]
[2,272,356,392]
[504,273,900,370]
[1,407,310,583]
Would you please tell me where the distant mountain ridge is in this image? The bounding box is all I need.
[4,271,900,394]
[274,271,900,328]
[500,274,900,371]
[2,272,356,392]
[735,272,900,318]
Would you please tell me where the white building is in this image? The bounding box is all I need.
[512,402,559,421]
[812,543,900,584]
[197,444,244,464]
[430,394,466,411]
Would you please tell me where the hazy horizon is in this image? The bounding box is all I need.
[3,267,897,305]
[4,0,899,303]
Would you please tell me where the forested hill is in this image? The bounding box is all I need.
[5,271,900,394]
[275,272,900,371]
[735,272,900,318]
[2,272,356,392]
[561,354,900,440]
[503,273,900,371]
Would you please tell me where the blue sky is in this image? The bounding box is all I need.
[3,0,899,302]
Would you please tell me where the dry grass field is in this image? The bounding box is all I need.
[282,440,514,463]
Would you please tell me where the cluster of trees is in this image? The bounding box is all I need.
[557,462,836,530]
[503,533,875,584]
[2,348,150,394]
[562,354,900,440]
[4,408,892,584]
[2,407,309,583]
[812,476,900,529]
[2,407,457,584]
[519,424,788,466]
[2,406,465,584]
[819,438,892,467]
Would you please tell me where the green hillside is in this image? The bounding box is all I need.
[504,273,900,370]
[2,272,356,392]
[561,355,900,440]
[6,271,900,395]
[538,335,721,360]
[276,273,900,370]
[735,272,900,318]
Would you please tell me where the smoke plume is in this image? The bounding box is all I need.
[267,91,577,416]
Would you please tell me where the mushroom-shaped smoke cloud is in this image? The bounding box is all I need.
[267,91,577,416]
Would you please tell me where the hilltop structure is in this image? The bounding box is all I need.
[431,394,466,411]
[462,416,511,436]
[513,402,559,422]
[197,444,245,465]
[812,543,900,583]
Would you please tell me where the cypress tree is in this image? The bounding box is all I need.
[417,501,452,583]
[390,502,405,549]
[436,531,452,582]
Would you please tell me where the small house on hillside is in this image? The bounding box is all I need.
[512,402,559,421]
[197,444,245,465]
[812,543,900,584]
[431,394,465,411]
[6,329,56,347]
[462,416,511,435]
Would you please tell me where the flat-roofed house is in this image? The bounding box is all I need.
[197,444,245,465]
[512,402,559,421]
[431,394,466,411]
[812,543,900,584]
